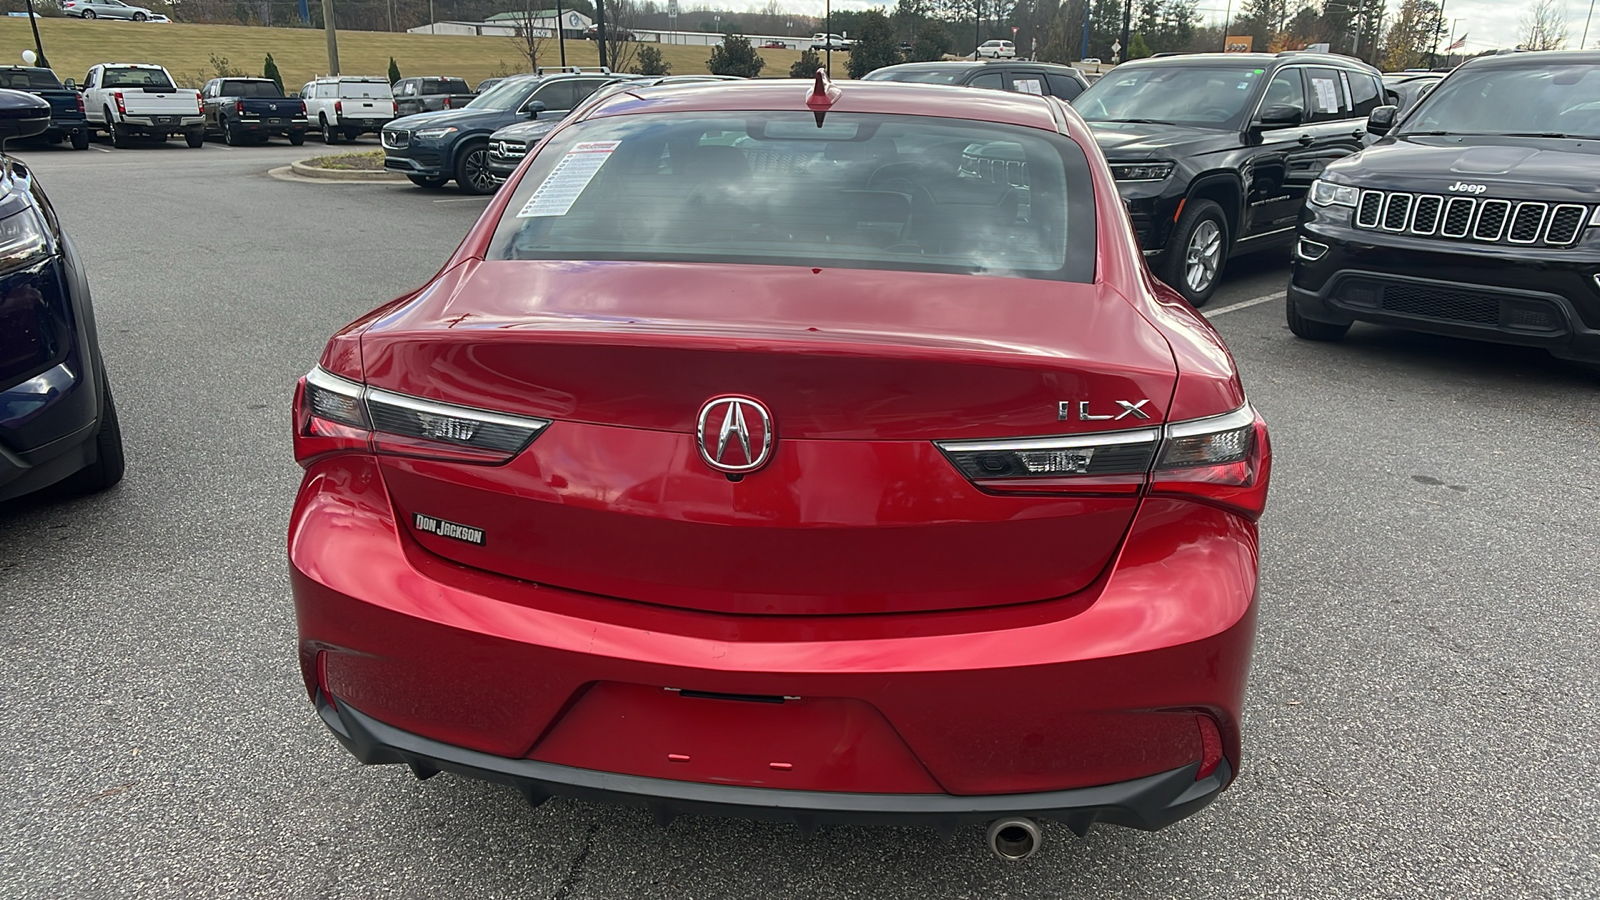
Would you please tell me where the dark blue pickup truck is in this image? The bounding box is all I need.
[200,77,307,146]
[0,67,89,150]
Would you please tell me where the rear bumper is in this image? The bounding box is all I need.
[233,119,308,134]
[118,115,204,132]
[337,118,391,135]
[291,454,1257,820]
[318,690,1232,833]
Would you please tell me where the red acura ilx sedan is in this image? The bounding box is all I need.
[289,74,1270,859]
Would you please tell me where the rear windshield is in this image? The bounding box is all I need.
[0,69,62,91]
[223,80,284,98]
[863,66,975,85]
[489,111,1095,282]
[424,78,471,94]
[103,68,176,90]
[337,81,392,99]
[1401,64,1600,138]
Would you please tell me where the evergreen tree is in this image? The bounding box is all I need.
[263,53,283,92]
[848,11,900,78]
[790,49,823,78]
[911,19,954,60]
[387,57,401,85]
[707,35,766,77]
[1127,30,1151,58]
[633,45,670,74]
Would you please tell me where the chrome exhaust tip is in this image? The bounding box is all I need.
[986,816,1042,861]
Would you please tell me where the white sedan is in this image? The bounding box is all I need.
[61,0,156,20]
[975,40,1016,59]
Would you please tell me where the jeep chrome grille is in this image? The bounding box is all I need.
[381,129,409,150]
[1354,190,1588,247]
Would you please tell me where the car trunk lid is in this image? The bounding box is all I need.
[359,260,1178,615]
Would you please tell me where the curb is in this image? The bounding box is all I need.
[290,159,407,182]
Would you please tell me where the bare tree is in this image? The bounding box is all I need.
[509,0,547,70]
[602,0,640,74]
[1520,0,1568,50]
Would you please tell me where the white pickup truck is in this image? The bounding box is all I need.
[300,76,396,144]
[82,63,204,148]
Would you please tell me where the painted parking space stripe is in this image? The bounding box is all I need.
[1204,291,1281,318]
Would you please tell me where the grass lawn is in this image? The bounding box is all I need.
[303,149,384,169]
[1,18,808,90]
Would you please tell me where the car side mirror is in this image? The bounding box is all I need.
[0,89,51,146]
[525,100,546,119]
[1366,105,1398,136]
[1253,104,1303,131]
[63,79,75,90]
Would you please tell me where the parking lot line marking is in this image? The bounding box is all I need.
[90,145,112,153]
[433,197,489,203]
[1205,291,1281,318]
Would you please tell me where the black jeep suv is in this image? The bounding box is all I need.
[1074,52,1386,305]
[1290,52,1600,363]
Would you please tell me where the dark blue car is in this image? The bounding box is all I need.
[381,68,627,194]
[0,90,123,502]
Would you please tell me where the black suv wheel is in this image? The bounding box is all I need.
[1160,199,1227,307]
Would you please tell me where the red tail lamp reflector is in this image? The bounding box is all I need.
[1196,714,1223,779]
[294,367,550,465]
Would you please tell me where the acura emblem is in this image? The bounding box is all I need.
[696,396,774,474]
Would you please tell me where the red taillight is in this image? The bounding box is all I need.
[294,368,549,466]
[76,93,84,114]
[936,403,1269,517]
[113,91,125,116]
[1150,405,1270,521]
[443,96,451,108]
[299,101,307,116]
[334,99,342,115]
[235,99,244,114]
[1196,714,1223,779]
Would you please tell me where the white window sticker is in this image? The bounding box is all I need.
[1311,77,1340,113]
[1013,78,1043,95]
[1338,71,1353,109]
[517,141,621,218]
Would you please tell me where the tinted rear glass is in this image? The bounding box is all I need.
[0,69,62,91]
[489,111,1095,282]
[223,80,284,98]
[337,81,392,99]
[863,67,975,85]
[424,78,471,94]
[102,68,176,90]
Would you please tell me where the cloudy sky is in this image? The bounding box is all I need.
[756,0,1600,53]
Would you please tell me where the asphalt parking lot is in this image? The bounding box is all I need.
[2,139,1597,899]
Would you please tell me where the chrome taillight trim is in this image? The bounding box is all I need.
[364,387,552,434]
[1163,404,1255,440]
[935,427,1160,454]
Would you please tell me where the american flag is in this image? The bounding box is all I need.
[1446,33,1468,50]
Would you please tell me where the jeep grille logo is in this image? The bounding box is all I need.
[1448,182,1489,194]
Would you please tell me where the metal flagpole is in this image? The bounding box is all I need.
[1584,0,1597,49]
[1220,0,1231,52]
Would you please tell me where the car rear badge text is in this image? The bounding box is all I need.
[413,513,486,546]
[1060,400,1153,421]
[1448,182,1489,194]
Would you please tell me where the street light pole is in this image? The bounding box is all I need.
[556,0,568,66]
[322,0,340,75]
[1584,0,1597,49]
[1119,0,1131,62]
[1220,0,1231,52]
[826,0,832,73]
[23,0,48,68]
